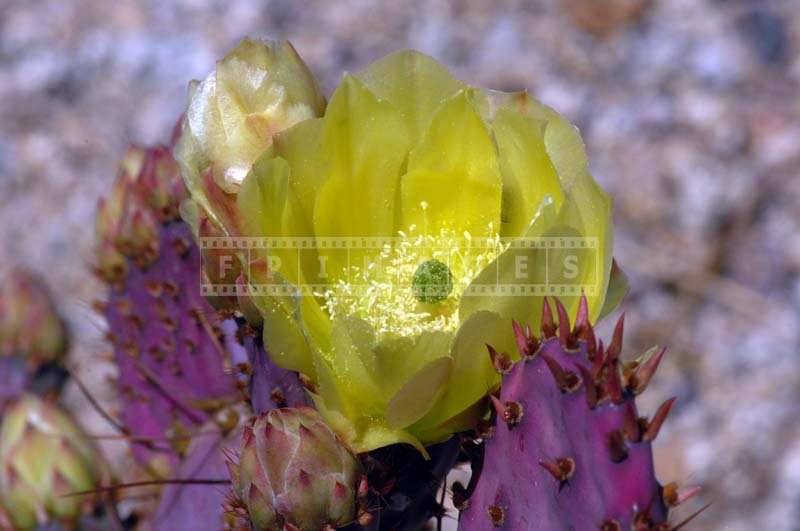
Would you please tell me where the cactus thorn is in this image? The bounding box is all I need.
[663,482,701,508]
[554,298,572,348]
[608,429,629,463]
[605,360,624,404]
[576,364,599,409]
[669,502,712,530]
[622,403,643,443]
[487,344,513,374]
[357,475,369,499]
[539,457,576,485]
[541,354,581,393]
[630,347,667,395]
[512,319,540,359]
[541,297,557,338]
[490,395,523,428]
[606,313,625,363]
[643,397,677,442]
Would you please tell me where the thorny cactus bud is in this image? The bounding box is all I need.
[228,407,359,530]
[0,395,104,529]
[0,269,68,369]
[458,297,701,530]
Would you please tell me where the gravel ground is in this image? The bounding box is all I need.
[1,0,798,528]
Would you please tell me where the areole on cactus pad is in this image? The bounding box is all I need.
[174,38,630,453]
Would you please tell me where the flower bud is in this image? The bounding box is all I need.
[176,39,325,196]
[0,269,68,369]
[229,407,359,530]
[0,395,104,528]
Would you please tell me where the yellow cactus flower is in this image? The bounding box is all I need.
[183,42,625,453]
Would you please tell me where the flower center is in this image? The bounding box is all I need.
[318,224,505,339]
[412,259,453,303]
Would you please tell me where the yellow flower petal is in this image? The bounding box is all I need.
[313,75,410,278]
[270,118,326,237]
[357,50,464,145]
[253,290,315,377]
[413,310,513,432]
[598,260,628,320]
[494,106,565,237]
[238,156,314,287]
[372,331,453,398]
[327,317,385,415]
[385,357,453,429]
[400,89,502,238]
[352,422,428,457]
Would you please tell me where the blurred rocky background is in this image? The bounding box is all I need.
[0,0,797,528]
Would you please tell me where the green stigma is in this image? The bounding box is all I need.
[412,259,454,304]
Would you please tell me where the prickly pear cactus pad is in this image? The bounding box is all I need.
[96,143,310,479]
[96,145,243,472]
[176,39,628,453]
[457,297,688,530]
